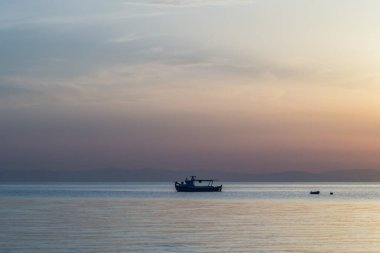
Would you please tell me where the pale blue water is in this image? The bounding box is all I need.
[1,183,380,252]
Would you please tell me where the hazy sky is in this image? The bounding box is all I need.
[1,0,379,172]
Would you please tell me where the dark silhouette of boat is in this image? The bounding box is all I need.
[175,176,222,192]
[310,190,320,195]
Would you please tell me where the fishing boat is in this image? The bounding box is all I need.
[310,190,320,195]
[175,176,222,192]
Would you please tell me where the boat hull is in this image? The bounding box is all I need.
[175,184,222,192]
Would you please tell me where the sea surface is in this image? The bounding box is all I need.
[1,182,380,253]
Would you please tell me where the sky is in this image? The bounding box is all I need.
[0,0,379,173]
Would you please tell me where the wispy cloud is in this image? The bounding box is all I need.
[107,34,162,44]
[0,12,168,30]
[124,0,255,8]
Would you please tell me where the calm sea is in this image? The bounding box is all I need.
[1,182,380,253]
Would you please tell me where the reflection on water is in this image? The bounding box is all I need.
[1,183,380,252]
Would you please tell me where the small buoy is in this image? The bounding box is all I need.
[330,192,333,195]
